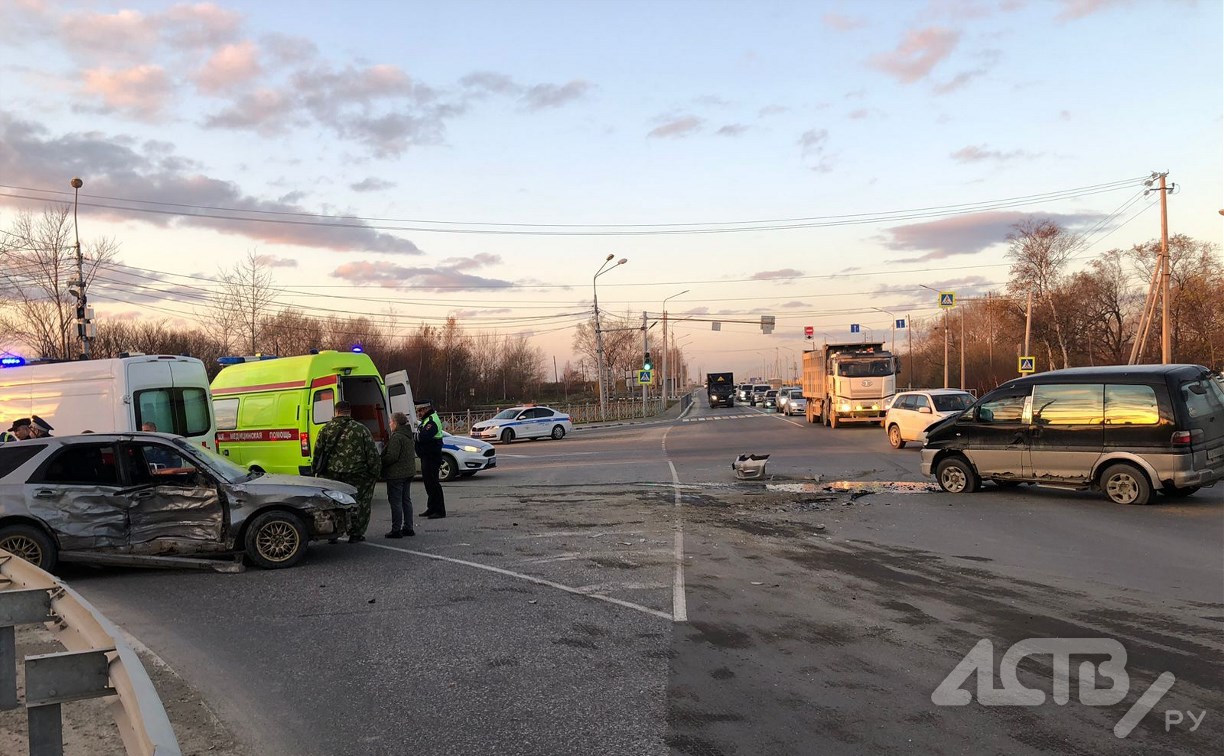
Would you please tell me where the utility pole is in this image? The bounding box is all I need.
[641,311,648,416]
[942,309,949,388]
[1157,172,1172,364]
[960,308,966,390]
[1023,291,1033,361]
[661,309,668,411]
[906,313,912,390]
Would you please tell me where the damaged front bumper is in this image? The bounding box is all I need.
[308,508,352,537]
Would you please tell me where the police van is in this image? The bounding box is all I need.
[210,350,416,475]
[0,354,216,449]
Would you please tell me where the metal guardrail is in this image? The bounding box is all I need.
[0,550,181,756]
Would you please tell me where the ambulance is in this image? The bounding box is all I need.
[0,354,216,449]
[210,350,415,475]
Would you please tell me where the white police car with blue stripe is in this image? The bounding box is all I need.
[470,405,573,444]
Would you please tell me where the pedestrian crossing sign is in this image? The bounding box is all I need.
[939,291,956,308]
[1019,356,1035,373]
[638,370,653,385]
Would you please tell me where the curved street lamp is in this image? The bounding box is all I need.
[593,255,628,420]
[660,288,689,405]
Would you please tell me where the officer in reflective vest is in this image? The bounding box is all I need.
[415,400,447,518]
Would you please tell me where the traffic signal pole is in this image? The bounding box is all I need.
[642,311,648,417]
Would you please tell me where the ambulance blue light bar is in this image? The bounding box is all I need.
[217,354,279,365]
[0,355,27,368]
[351,345,363,353]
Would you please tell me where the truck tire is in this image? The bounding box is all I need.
[829,411,839,429]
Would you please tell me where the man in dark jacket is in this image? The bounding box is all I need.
[415,400,446,518]
[381,412,417,538]
[312,401,380,542]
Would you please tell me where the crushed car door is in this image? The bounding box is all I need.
[25,442,129,551]
[119,441,224,547]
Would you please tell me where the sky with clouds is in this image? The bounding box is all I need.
[1,0,1220,380]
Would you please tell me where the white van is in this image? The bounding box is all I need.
[0,355,216,449]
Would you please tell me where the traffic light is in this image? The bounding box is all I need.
[643,352,653,371]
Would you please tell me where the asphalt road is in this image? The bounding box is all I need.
[65,395,1223,755]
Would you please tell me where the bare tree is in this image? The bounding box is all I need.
[0,207,118,359]
[211,251,278,354]
[1006,218,1080,369]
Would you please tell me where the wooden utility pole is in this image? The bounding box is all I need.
[1158,172,1172,364]
[1023,291,1033,359]
[959,308,966,390]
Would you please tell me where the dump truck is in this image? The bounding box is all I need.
[802,342,900,428]
[706,372,735,408]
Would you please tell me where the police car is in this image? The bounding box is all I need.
[438,431,497,480]
[471,405,573,444]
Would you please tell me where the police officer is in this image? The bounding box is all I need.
[29,416,53,438]
[415,400,446,519]
[0,418,33,443]
[312,400,380,542]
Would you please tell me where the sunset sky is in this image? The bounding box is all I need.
[2,0,1220,380]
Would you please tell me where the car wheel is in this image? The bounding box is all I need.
[0,524,57,571]
[500,429,515,444]
[439,454,457,482]
[1101,464,1151,505]
[550,425,566,440]
[936,456,979,494]
[244,511,307,569]
[887,424,906,449]
[1161,485,1200,498]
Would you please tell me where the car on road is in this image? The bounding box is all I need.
[921,364,1224,505]
[778,386,806,415]
[438,431,497,481]
[0,433,357,571]
[762,390,779,411]
[736,384,754,403]
[885,389,975,449]
[470,405,573,444]
[749,384,771,406]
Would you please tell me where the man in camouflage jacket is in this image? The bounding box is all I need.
[312,400,380,542]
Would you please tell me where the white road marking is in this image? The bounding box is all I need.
[498,452,599,458]
[365,542,672,621]
[667,458,688,623]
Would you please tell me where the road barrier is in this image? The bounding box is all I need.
[441,400,665,433]
[0,550,181,756]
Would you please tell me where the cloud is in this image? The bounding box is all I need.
[950,144,1041,163]
[204,89,298,134]
[81,65,174,119]
[932,49,1000,94]
[350,177,397,192]
[880,211,1103,262]
[520,80,592,110]
[823,13,867,31]
[57,5,241,67]
[758,105,788,117]
[256,254,298,268]
[0,112,423,255]
[449,308,513,318]
[716,123,749,136]
[781,300,809,308]
[798,128,834,172]
[194,40,261,94]
[460,71,519,96]
[332,261,514,291]
[648,116,703,139]
[1056,0,1133,22]
[869,27,960,84]
[751,269,803,280]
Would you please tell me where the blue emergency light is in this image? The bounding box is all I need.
[0,355,26,368]
[217,354,278,365]
[351,345,364,353]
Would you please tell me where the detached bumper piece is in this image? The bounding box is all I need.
[732,454,771,480]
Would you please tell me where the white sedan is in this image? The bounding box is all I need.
[470,405,574,444]
[884,389,975,449]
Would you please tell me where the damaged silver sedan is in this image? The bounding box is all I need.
[0,433,357,571]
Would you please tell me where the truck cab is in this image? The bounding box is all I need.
[802,343,900,428]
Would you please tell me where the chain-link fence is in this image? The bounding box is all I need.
[438,399,665,435]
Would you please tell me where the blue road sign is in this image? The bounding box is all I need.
[939,291,956,308]
[850,323,860,333]
[896,319,907,329]
[1018,356,1036,373]
[637,370,654,385]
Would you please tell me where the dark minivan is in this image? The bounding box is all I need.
[921,365,1224,505]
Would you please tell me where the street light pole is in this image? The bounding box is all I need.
[661,288,689,410]
[919,285,949,388]
[70,177,90,359]
[593,255,628,421]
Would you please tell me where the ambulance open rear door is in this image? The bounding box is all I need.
[384,371,417,431]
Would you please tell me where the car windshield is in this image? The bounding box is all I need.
[838,359,893,377]
[171,437,251,483]
[493,409,521,420]
[933,394,975,412]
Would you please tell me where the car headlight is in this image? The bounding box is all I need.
[839,403,851,412]
[325,489,356,505]
[461,445,480,453]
